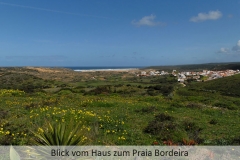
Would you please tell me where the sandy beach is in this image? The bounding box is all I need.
[73,68,140,72]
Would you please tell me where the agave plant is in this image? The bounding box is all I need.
[30,120,88,159]
[32,120,86,146]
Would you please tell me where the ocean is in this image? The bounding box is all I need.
[64,66,145,72]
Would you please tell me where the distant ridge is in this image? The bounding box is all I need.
[145,62,240,71]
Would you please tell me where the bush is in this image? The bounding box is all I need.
[209,119,218,125]
[183,121,203,144]
[144,113,178,141]
[213,101,236,110]
[135,106,157,114]
[186,102,203,109]
[170,101,185,108]
[144,120,178,141]
[85,86,112,95]
[146,85,174,96]
[114,84,123,87]
[137,85,142,88]
[0,109,8,119]
[154,113,174,122]
[232,136,240,145]
[146,89,159,96]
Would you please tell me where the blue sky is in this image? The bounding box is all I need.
[0,0,240,66]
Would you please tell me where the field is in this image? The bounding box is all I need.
[0,67,240,145]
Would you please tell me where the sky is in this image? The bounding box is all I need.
[0,0,240,67]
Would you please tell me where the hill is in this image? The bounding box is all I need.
[187,73,240,97]
[1,66,240,146]
[0,72,65,93]
[146,62,240,72]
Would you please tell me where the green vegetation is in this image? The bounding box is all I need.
[0,72,66,93]
[0,67,240,145]
[146,62,240,72]
[187,73,240,97]
[32,120,87,146]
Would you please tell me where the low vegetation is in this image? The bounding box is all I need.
[146,62,240,72]
[0,67,240,145]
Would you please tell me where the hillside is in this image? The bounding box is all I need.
[1,67,240,146]
[0,72,65,93]
[146,62,240,72]
[187,73,240,97]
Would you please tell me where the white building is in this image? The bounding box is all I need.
[149,71,155,76]
[140,71,146,76]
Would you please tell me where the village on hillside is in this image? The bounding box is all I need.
[137,69,240,83]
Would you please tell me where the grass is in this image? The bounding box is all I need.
[0,67,240,145]
[187,74,240,97]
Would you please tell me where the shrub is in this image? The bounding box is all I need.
[135,106,157,114]
[86,86,111,95]
[144,119,178,141]
[186,103,202,109]
[232,136,240,145]
[183,121,203,144]
[114,84,123,87]
[137,85,142,88]
[146,89,158,96]
[209,119,218,125]
[213,101,236,110]
[212,139,232,145]
[144,113,178,141]
[0,109,8,119]
[170,101,185,108]
[154,113,174,122]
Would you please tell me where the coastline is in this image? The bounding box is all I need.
[73,68,140,72]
